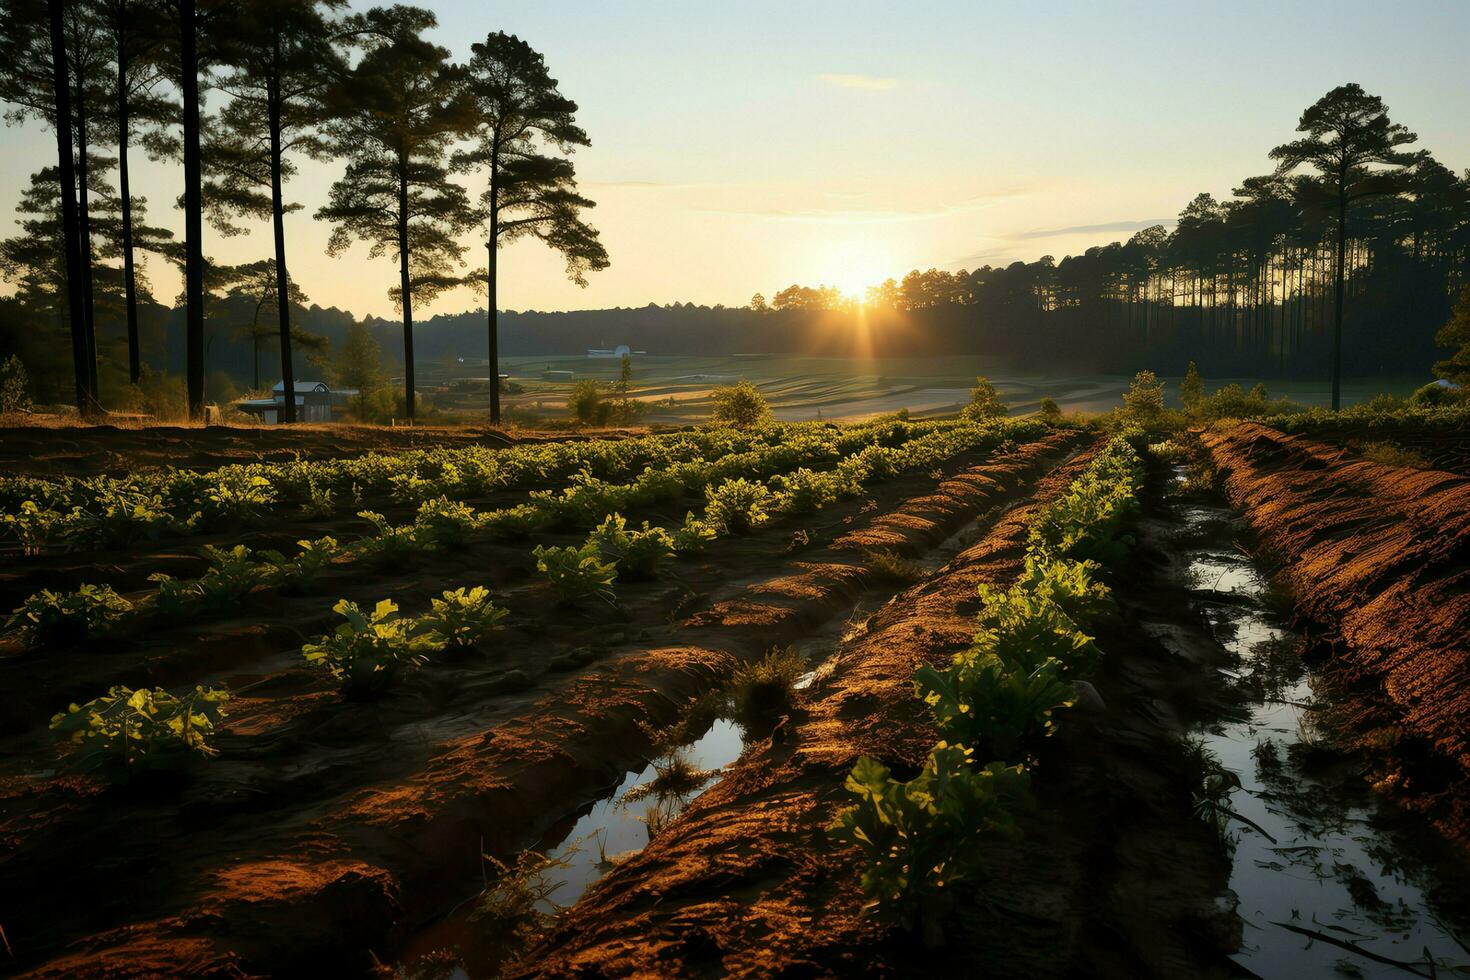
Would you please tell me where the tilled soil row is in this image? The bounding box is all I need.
[1202,421,1470,843]
[9,433,1082,978]
[515,449,1236,979]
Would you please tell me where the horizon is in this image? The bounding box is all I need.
[3,0,1470,321]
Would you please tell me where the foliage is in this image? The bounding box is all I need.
[1038,396,1061,423]
[913,653,1076,762]
[354,510,434,565]
[961,376,1005,420]
[9,584,133,646]
[197,544,267,607]
[704,477,772,534]
[302,598,445,697]
[828,746,1029,944]
[1358,441,1430,469]
[725,646,806,726]
[418,586,507,650]
[415,495,482,544]
[865,548,924,585]
[1027,438,1143,566]
[258,536,340,593]
[671,511,716,555]
[471,849,571,961]
[1179,361,1205,409]
[50,685,231,773]
[1121,370,1165,424]
[587,513,674,578]
[567,379,610,425]
[1,500,65,556]
[1434,286,1470,386]
[532,542,618,606]
[0,354,32,413]
[710,379,771,427]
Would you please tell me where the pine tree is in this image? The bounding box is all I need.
[456,31,608,423]
[1433,287,1470,387]
[1179,360,1205,409]
[317,5,476,423]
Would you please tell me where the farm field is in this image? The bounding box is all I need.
[429,354,1427,425]
[0,409,1468,978]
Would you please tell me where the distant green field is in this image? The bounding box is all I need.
[424,353,1427,424]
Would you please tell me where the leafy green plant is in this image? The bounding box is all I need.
[587,514,675,578]
[1013,556,1113,626]
[961,376,1006,420]
[354,510,434,566]
[415,496,482,544]
[532,542,618,606]
[195,472,276,526]
[418,587,508,650]
[9,584,133,646]
[913,653,1076,762]
[147,573,204,619]
[1,501,66,556]
[258,536,340,593]
[49,685,231,773]
[829,745,1029,945]
[302,599,446,697]
[480,503,548,540]
[704,477,772,534]
[671,512,716,555]
[197,544,266,608]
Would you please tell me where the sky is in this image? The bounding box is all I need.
[4,0,1470,319]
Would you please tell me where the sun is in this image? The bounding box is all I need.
[823,240,894,301]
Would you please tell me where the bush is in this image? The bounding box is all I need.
[1038,396,1062,423]
[50,685,231,773]
[0,354,33,413]
[9,584,133,646]
[710,380,771,427]
[1359,441,1430,469]
[961,376,1006,420]
[587,514,675,578]
[725,646,806,725]
[1409,381,1463,407]
[532,542,618,606]
[704,477,772,534]
[568,379,611,425]
[302,599,445,697]
[1179,361,1205,410]
[1122,370,1165,423]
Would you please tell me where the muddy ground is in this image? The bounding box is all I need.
[516,450,1242,979]
[1203,422,1470,847]
[0,430,1079,977]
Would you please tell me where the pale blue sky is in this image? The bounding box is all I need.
[4,0,1468,316]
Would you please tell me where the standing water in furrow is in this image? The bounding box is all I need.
[1163,462,1470,978]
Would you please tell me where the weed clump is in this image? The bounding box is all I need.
[726,646,806,727]
[864,548,924,585]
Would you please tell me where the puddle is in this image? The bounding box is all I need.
[1173,471,1470,978]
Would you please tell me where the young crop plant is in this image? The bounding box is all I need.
[418,587,508,650]
[587,514,675,578]
[671,512,716,555]
[704,477,773,534]
[415,496,483,546]
[2,501,67,556]
[1014,555,1114,625]
[532,542,619,606]
[725,646,806,729]
[9,585,133,646]
[829,745,1029,946]
[302,599,447,698]
[354,511,436,566]
[49,685,231,774]
[913,652,1077,762]
[194,472,276,527]
[480,503,550,540]
[196,545,267,608]
[71,489,175,548]
[258,537,341,594]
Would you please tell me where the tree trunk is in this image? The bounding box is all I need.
[116,9,140,384]
[48,0,94,416]
[397,150,415,424]
[75,75,99,400]
[268,32,296,423]
[181,0,206,420]
[487,194,500,424]
[1331,192,1347,410]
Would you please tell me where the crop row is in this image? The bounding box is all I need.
[38,418,1053,776]
[5,418,1046,650]
[828,434,1146,943]
[0,418,976,556]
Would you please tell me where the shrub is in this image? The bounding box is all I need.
[568,379,611,425]
[50,685,230,773]
[961,376,1006,420]
[1179,361,1205,410]
[418,586,508,650]
[710,380,771,427]
[9,584,133,646]
[532,542,618,606]
[829,746,1029,945]
[1409,381,1463,407]
[0,354,32,414]
[1122,370,1165,423]
[1038,396,1062,423]
[1359,440,1430,469]
[704,477,772,534]
[302,599,445,697]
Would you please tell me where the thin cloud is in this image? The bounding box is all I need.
[1012,218,1175,240]
[700,190,1029,224]
[819,73,902,91]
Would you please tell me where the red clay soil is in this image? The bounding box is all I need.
[1203,422,1470,844]
[0,434,1081,978]
[514,450,1237,979]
